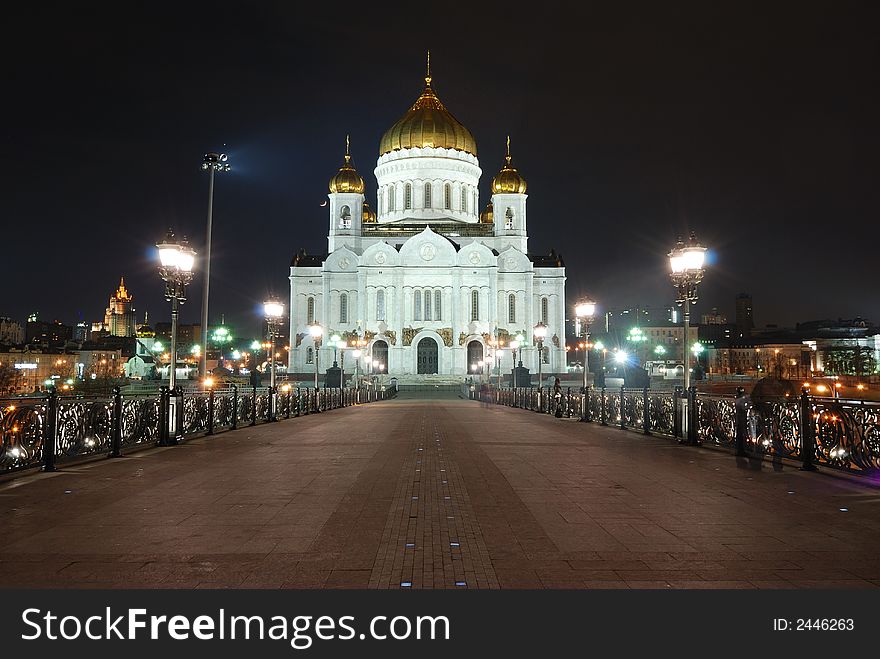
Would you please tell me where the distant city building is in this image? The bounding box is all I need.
[603,306,676,333]
[735,293,754,338]
[103,277,136,337]
[25,317,73,347]
[701,308,727,325]
[73,321,90,342]
[0,317,24,345]
[154,322,201,348]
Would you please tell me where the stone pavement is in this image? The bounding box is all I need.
[2,398,880,589]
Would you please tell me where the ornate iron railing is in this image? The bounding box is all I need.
[1,384,385,477]
[487,386,880,476]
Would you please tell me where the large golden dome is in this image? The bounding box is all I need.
[329,136,365,194]
[491,136,527,194]
[379,61,476,157]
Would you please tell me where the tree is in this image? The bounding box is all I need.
[0,365,23,395]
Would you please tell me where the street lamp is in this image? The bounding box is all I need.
[352,349,362,388]
[668,232,706,391]
[199,151,231,379]
[157,230,195,392]
[510,339,520,388]
[575,299,597,421]
[309,322,323,390]
[534,322,547,394]
[337,340,347,389]
[157,230,195,445]
[263,298,284,421]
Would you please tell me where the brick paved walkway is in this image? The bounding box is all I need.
[2,398,880,589]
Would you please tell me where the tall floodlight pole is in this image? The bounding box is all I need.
[200,152,230,378]
[263,298,285,421]
[668,233,707,392]
[575,300,597,422]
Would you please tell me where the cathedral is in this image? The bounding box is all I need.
[288,61,566,382]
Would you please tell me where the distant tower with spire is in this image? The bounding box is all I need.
[104,277,136,337]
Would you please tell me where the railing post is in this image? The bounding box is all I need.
[43,388,58,472]
[799,388,817,471]
[158,386,170,446]
[673,386,683,438]
[734,386,747,457]
[286,390,292,419]
[231,384,238,430]
[250,386,257,426]
[584,386,592,422]
[600,387,607,426]
[619,385,626,429]
[207,388,215,435]
[110,386,122,457]
[643,386,651,435]
[686,386,699,445]
[566,387,572,417]
[172,387,183,445]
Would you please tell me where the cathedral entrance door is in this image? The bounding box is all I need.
[417,337,439,374]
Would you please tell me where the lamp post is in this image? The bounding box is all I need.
[575,299,597,422]
[534,322,547,392]
[668,232,707,391]
[510,339,520,388]
[338,340,347,389]
[199,152,230,379]
[263,298,284,421]
[157,231,196,391]
[157,231,195,445]
[352,349,362,388]
[309,322,322,390]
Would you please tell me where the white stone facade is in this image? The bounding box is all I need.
[288,103,565,381]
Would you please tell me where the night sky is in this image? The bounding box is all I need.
[4,1,878,338]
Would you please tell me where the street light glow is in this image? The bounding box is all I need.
[614,350,628,364]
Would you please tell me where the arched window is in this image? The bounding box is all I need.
[340,293,348,324]
[388,184,395,212]
[472,190,476,215]
[541,297,548,324]
[460,186,467,213]
[424,291,432,321]
[505,207,514,230]
[424,182,432,208]
[471,289,479,321]
[404,183,412,209]
[508,293,516,323]
[378,191,383,215]
[414,289,422,321]
[376,290,385,322]
[307,297,315,325]
[306,347,314,364]
[434,290,442,321]
[339,205,351,229]
[542,346,550,364]
[444,183,451,210]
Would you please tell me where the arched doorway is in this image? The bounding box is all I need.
[417,337,438,374]
[467,340,483,371]
[372,340,388,372]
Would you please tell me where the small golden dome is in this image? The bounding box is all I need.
[491,136,527,194]
[362,201,376,223]
[329,136,365,194]
[479,200,494,224]
[379,56,476,156]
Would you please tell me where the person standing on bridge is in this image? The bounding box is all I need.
[552,377,563,417]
